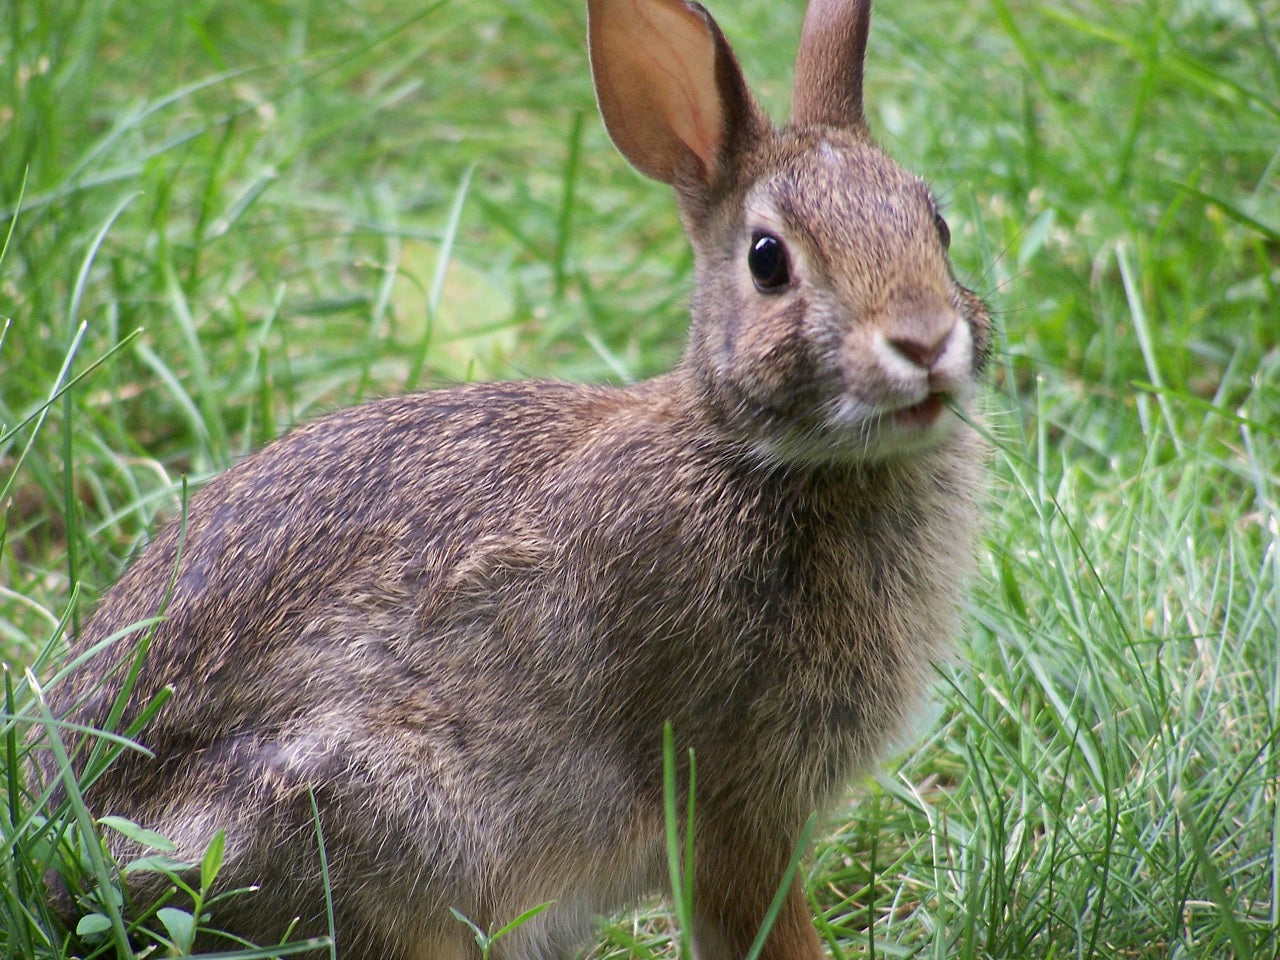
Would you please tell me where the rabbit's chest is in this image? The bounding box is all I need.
[715,494,968,795]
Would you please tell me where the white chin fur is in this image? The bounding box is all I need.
[749,393,969,469]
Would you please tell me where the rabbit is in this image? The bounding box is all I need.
[43,0,991,957]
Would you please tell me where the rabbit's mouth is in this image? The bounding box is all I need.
[889,393,950,430]
[750,388,966,466]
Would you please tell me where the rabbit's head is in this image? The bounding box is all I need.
[588,0,990,464]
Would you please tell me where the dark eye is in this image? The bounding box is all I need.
[934,212,951,250]
[747,232,790,292]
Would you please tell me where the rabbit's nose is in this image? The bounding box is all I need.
[886,324,952,370]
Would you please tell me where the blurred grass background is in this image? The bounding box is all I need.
[2,0,1278,957]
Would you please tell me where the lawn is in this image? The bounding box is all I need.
[2,0,1278,957]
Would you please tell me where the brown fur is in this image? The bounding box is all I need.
[44,2,990,958]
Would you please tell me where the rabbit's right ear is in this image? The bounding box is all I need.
[587,0,767,188]
[791,0,872,128]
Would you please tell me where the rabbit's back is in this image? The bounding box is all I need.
[54,380,672,951]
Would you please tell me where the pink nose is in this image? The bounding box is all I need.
[887,328,949,369]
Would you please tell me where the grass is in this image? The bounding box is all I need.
[2,0,1278,956]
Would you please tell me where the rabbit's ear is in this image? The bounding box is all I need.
[587,0,766,187]
[791,0,872,128]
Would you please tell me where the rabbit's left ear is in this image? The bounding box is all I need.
[587,0,766,187]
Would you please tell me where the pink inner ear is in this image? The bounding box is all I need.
[590,0,726,183]
[637,2,723,173]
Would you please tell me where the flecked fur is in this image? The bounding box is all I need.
[46,2,991,958]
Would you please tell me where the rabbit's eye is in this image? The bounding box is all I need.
[748,232,790,292]
[934,213,952,250]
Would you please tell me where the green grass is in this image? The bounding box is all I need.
[2,0,1278,956]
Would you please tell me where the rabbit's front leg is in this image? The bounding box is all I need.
[692,830,825,960]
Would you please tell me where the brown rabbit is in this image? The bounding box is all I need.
[45,0,990,957]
